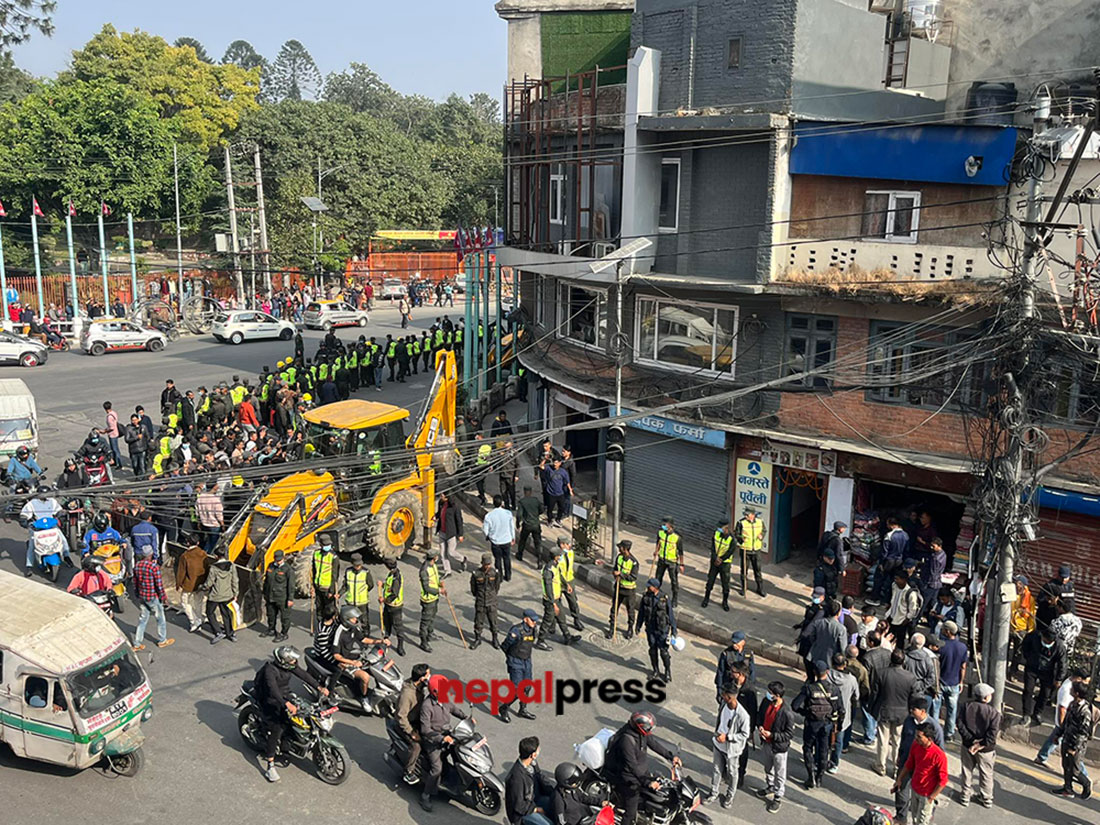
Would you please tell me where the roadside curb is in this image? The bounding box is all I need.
[1000,721,1100,768]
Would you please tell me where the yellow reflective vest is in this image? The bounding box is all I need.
[476,443,491,465]
[542,563,562,601]
[383,569,404,607]
[714,529,735,562]
[737,518,764,553]
[420,562,440,604]
[615,554,637,589]
[344,567,372,606]
[657,529,681,562]
[558,545,576,583]
[313,550,335,589]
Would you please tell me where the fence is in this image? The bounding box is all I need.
[347,252,465,283]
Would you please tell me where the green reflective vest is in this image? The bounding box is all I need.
[167,412,179,429]
[714,529,735,562]
[319,363,329,381]
[230,385,246,406]
[542,563,562,601]
[434,330,445,347]
[152,453,166,474]
[455,329,463,343]
[347,349,358,369]
[286,366,297,385]
[368,451,382,475]
[476,443,491,465]
[158,436,173,458]
[657,529,681,562]
[386,341,398,358]
[420,562,440,603]
[344,568,372,606]
[615,554,637,589]
[333,355,342,372]
[383,570,403,607]
[313,550,334,589]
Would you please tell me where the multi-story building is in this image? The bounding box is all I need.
[496,0,1100,622]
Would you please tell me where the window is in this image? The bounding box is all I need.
[635,297,739,375]
[558,282,606,347]
[785,314,836,387]
[1033,365,1100,427]
[659,159,680,232]
[727,37,742,69]
[862,190,920,242]
[549,172,565,225]
[867,321,988,410]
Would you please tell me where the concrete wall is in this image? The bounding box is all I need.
[906,38,952,102]
[622,46,662,273]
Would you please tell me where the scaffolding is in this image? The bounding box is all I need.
[504,64,626,254]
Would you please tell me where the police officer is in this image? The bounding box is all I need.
[396,335,412,383]
[473,434,491,504]
[715,630,756,702]
[311,534,340,616]
[419,548,444,653]
[385,334,398,382]
[499,608,540,723]
[702,519,735,611]
[380,557,407,656]
[469,552,500,650]
[792,660,842,790]
[536,546,579,649]
[736,507,767,597]
[556,536,583,631]
[343,552,374,634]
[636,578,676,684]
[261,550,294,642]
[420,330,433,372]
[371,338,385,391]
[409,334,421,376]
[607,539,638,639]
[346,341,359,392]
[653,518,684,607]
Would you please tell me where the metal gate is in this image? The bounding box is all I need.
[1021,508,1099,624]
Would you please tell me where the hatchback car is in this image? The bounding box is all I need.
[0,330,48,367]
[212,311,296,344]
[302,300,369,330]
[380,280,406,301]
[80,318,167,356]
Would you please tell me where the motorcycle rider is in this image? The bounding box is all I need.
[395,662,431,784]
[331,605,391,713]
[76,429,112,464]
[504,736,554,825]
[56,456,88,489]
[604,711,683,825]
[7,445,42,491]
[253,645,328,783]
[20,486,70,574]
[551,762,607,825]
[67,554,112,595]
[419,672,472,812]
[81,511,123,555]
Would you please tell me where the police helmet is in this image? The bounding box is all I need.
[554,762,583,789]
[92,512,110,531]
[273,645,302,671]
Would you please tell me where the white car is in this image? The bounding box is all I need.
[80,318,167,356]
[212,311,296,344]
[302,300,369,330]
[380,279,406,301]
[0,331,48,367]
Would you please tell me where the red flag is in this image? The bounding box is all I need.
[470,227,482,251]
[32,198,44,218]
[0,200,6,218]
[101,202,111,217]
[68,200,76,217]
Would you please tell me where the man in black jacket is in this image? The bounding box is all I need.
[605,711,682,825]
[870,648,919,776]
[504,736,554,825]
[261,550,294,641]
[179,390,197,436]
[636,578,676,684]
[253,646,326,783]
[418,674,470,812]
[435,491,465,576]
[757,680,795,813]
[1053,681,1098,799]
[515,486,544,563]
[1021,628,1067,724]
[792,661,842,790]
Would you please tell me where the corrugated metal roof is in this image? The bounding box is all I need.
[0,570,126,673]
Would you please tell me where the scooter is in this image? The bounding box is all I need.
[235,682,350,785]
[85,589,119,618]
[82,454,112,487]
[89,538,128,612]
[31,516,66,582]
[302,643,404,718]
[384,712,505,817]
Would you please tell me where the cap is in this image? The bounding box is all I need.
[272,550,285,561]
[1059,564,1072,578]
[480,552,494,565]
[647,577,661,589]
[974,683,994,700]
[425,548,439,559]
[814,660,830,675]
[1015,574,1029,586]
[822,548,835,560]
[617,539,632,550]
[319,533,333,547]
[522,608,539,621]
[903,557,919,568]
[833,521,847,530]
[350,552,363,563]
[812,586,826,597]
[942,620,958,635]
[140,545,154,557]
[730,631,746,644]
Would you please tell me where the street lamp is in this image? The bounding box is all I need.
[316,159,354,258]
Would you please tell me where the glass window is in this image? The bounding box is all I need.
[862,190,921,242]
[558,283,606,347]
[67,650,145,719]
[659,159,680,232]
[785,314,836,387]
[549,173,565,225]
[728,37,742,69]
[635,297,738,375]
[25,676,49,708]
[867,321,988,410]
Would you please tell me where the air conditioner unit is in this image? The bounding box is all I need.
[592,242,617,258]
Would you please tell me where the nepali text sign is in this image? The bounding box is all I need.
[734,458,773,553]
[623,409,726,449]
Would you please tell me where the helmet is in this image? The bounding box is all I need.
[92,512,110,531]
[427,674,448,699]
[302,393,312,403]
[64,456,77,467]
[273,645,302,671]
[339,605,362,626]
[36,484,52,497]
[860,807,894,825]
[671,635,687,652]
[554,762,583,789]
[15,445,29,460]
[630,710,656,736]
[87,429,101,444]
[81,555,104,573]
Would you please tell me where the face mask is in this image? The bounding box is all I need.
[764,691,774,702]
[1042,640,1054,648]
[812,597,823,605]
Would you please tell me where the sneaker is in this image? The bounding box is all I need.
[720,796,733,809]
[188,624,201,633]
[957,794,970,807]
[133,644,146,651]
[826,764,839,775]
[534,641,552,652]
[1033,756,1047,766]
[210,633,225,645]
[274,633,289,642]
[755,788,774,800]
[402,771,419,785]
[766,799,782,814]
[1082,780,1093,800]
[265,765,280,782]
[1050,787,1075,798]
[978,797,994,808]
[157,639,175,648]
[228,635,238,643]
[865,599,882,607]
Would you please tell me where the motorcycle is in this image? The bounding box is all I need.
[62,497,86,557]
[302,643,404,718]
[235,682,350,785]
[85,589,119,618]
[1,474,46,521]
[30,516,66,582]
[82,454,113,487]
[383,712,505,817]
[151,320,181,341]
[89,539,127,613]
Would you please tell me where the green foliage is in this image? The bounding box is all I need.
[68,25,260,151]
[268,39,321,102]
[0,1,54,54]
[0,51,34,103]
[173,36,211,63]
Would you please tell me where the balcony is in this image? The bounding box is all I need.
[779,239,987,281]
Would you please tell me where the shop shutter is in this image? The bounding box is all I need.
[621,429,731,544]
[1019,508,1099,624]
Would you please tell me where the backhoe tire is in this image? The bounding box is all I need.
[366,490,421,561]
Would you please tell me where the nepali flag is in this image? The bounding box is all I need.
[0,200,6,218]
[101,202,111,217]
[68,200,76,217]
[470,226,482,251]
[32,197,44,217]
[453,227,466,259]
[482,226,493,249]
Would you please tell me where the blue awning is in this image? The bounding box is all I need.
[790,122,1017,187]
[1037,487,1100,518]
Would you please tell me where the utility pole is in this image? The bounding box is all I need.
[249,212,256,306]
[224,145,243,304]
[254,144,271,295]
[173,143,185,314]
[611,259,625,551]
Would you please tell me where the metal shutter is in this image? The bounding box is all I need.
[621,429,731,544]
[1020,508,1099,624]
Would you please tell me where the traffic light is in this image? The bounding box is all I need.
[606,424,626,462]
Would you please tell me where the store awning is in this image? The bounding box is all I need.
[1037,487,1100,518]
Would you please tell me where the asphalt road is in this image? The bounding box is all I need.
[1,302,1094,825]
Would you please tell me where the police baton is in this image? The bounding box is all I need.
[443,587,468,649]
[377,581,387,637]
[611,578,620,641]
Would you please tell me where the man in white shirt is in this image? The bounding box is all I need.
[482,494,516,582]
[1035,668,1091,772]
[708,686,751,808]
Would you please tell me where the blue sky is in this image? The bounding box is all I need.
[10,0,507,100]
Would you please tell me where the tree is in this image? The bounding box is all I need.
[323,62,401,116]
[68,25,260,151]
[173,36,210,63]
[221,39,265,71]
[268,39,321,102]
[0,1,54,54]
[0,51,34,103]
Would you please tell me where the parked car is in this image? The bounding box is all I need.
[302,300,369,330]
[212,311,296,344]
[0,331,48,367]
[80,318,167,356]
[380,279,406,301]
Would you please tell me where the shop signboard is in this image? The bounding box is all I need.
[623,409,726,448]
[761,442,837,475]
[735,458,773,552]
